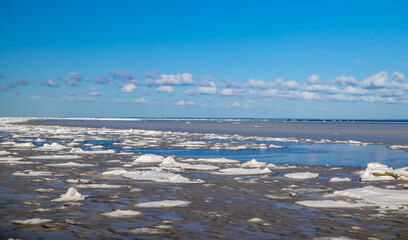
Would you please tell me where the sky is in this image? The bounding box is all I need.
[0,0,407,119]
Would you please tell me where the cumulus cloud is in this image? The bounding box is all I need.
[95,75,109,84]
[246,78,298,90]
[156,85,174,93]
[65,73,82,86]
[184,89,196,95]
[88,88,101,96]
[219,88,245,96]
[306,75,321,85]
[110,70,139,84]
[391,71,405,81]
[44,79,59,87]
[121,83,137,93]
[343,87,369,95]
[174,100,196,106]
[198,86,217,95]
[361,71,388,89]
[134,97,147,104]
[246,79,273,89]
[334,76,358,86]
[146,72,194,86]
[8,79,29,88]
[301,91,320,100]
[304,84,339,93]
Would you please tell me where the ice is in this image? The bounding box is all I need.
[0,150,11,155]
[215,167,272,175]
[135,200,191,208]
[159,156,179,167]
[70,148,115,154]
[52,187,85,202]
[180,164,220,171]
[296,200,372,208]
[247,217,264,223]
[329,177,352,182]
[0,156,23,161]
[196,157,239,163]
[101,209,142,218]
[45,162,96,167]
[359,162,408,181]
[326,186,408,207]
[284,172,319,180]
[389,145,408,150]
[102,169,129,175]
[27,155,82,160]
[114,228,165,235]
[134,154,164,163]
[37,142,67,151]
[12,170,55,176]
[11,218,52,225]
[241,159,268,168]
[123,170,204,183]
[76,184,128,189]
[12,142,35,148]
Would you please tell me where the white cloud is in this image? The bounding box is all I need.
[306,75,321,85]
[198,86,217,95]
[134,97,147,104]
[95,75,109,84]
[29,95,42,100]
[146,73,194,86]
[110,70,139,84]
[121,83,137,93]
[275,78,299,90]
[362,71,388,89]
[65,73,82,86]
[174,100,196,106]
[343,87,369,95]
[246,79,272,89]
[355,59,361,63]
[183,89,196,95]
[304,84,339,93]
[334,76,358,86]
[44,79,59,87]
[246,78,299,90]
[219,88,245,96]
[301,92,320,100]
[156,86,174,93]
[391,71,405,81]
[231,102,241,108]
[88,88,101,96]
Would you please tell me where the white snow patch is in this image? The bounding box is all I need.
[101,209,142,218]
[12,218,52,225]
[134,154,164,163]
[329,177,352,182]
[52,187,85,202]
[284,172,319,180]
[38,142,67,151]
[46,162,96,167]
[27,155,82,160]
[241,159,268,168]
[215,167,272,175]
[135,200,191,208]
[296,200,372,208]
[70,148,115,154]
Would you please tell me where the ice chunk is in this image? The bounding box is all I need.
[134,154,164,163]
[135,200,191,208]
[27,155,82,160]
[101,209,142,218]
[46,162,96,167]
[241,159,268,168]
[326,186,408,207]
[247,218,263,223]
[284,172,319,180]
[38,142,67,151]
[76,184,127,189]
[12,218,52,225]
[123,170,204,183]
[0,156,23,161]
[12,142,35,148]
[215,167,272,175]
[296,200,372,208]
[159,156,178,167]
[0,150,11,156]
[52,187,85,202]
[329,177,352,182]
[389,145,408,150]
[196,157,239,163]
[70,148,115,154]
[359,162,401,182]
[12,170,54,176]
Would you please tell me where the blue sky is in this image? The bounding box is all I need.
[1,0,407,119]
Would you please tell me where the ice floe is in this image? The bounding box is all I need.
[46,162,96,167]
[134,154,164,163]
[101,209,142,218]
[12,218,52,225]
[135,200,191,208]
[215,167,272,175]
[103,168,204,183]
[326,186,408,207]
[195,157,239,163]
[284,172,319,180]
[296,200,372,208]
[388,145,408,150]
[329,177,352,182]
[75,184,128,189]
[52,187,85,202]
[359,162,408,182]
[246,217,264,223]
[241,159,268,168]
[0,150,11,155]
[12,170,55,176]
[70,148,115,154]
[27,155,82,160]
[37,142,67,151]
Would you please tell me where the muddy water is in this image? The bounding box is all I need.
[1,150,407,239]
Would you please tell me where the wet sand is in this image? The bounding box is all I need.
[30,119,408,145]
